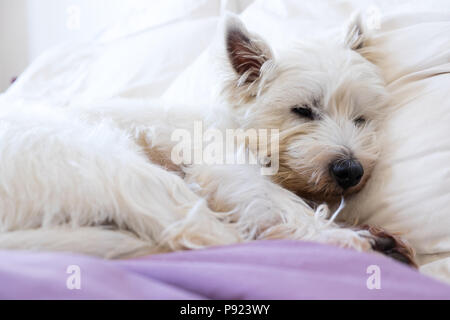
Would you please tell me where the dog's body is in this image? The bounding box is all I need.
[0,16,415,264]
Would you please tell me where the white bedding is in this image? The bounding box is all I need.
[1,0,450,283]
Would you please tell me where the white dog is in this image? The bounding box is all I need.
[0,15,415,265]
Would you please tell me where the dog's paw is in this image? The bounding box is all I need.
[358,225,417,268]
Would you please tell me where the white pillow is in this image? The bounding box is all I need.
[4,0,249,107]
[342,11,450,280]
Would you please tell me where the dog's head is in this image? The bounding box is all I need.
[222,15,388,203]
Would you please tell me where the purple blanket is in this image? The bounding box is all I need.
[1,240,449,299]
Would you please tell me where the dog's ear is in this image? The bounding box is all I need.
[225,16,275,89]
[344,13,366,51]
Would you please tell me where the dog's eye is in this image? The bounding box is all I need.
[354,116,366,126]
[292,105,314,120]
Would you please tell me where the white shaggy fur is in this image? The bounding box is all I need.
[0,15,390,258]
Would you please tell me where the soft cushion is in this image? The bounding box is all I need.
[4,0,248,107]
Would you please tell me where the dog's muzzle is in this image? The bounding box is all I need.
[330,159,364,190]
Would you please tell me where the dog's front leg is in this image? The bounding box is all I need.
[185,163,417,265]
[184,163,374,251]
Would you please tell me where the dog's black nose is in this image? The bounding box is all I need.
[330,159,364,189]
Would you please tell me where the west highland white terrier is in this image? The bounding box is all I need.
[0,15,415,265]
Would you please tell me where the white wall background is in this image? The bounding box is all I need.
[0,0,252,92]
[0,0,28,92]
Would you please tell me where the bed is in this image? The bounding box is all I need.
[1,241,449,299]
[0,0,450,298]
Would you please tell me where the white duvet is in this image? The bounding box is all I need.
[1,0,450,284]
